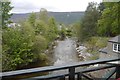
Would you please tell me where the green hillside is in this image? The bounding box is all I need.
[10,12,84,24]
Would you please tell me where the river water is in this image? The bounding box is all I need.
[51,38,79,75]
[53,38,79,66]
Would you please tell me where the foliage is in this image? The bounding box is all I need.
[78,2,100,41]
[2,8,59,71]
[97,2,105,15]
[89,53,99,60]
[2,27,34,71]
[35,20,48,35]
[73,2,119,42]
[33,35,47,55]
[38,53,48,61]
[28,12,36,27]
[0,1,13,29]
[85,37,109,52]
[47,17,58,41]
[85,37,109,60]
[72,22,81,39]
[0,27,1,71]
[97,2,120,36]
[39,8,49,23]
[4,1,120,71]
[65,29,72,37]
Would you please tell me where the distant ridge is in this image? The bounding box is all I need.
[10,11,84,24]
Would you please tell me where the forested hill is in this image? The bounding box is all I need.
[10,12,84,24]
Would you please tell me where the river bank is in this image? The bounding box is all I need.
[16,37,108,70]
[47,37,93,66]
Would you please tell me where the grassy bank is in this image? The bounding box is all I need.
[84,37,109,60]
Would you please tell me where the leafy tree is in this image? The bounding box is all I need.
[47,17,58,41]
[97,2,105,15]
[2,7,59,71]
[39,8,49,23]
[28,12,36,27]
[97,2,120,36]
[35,20,48,36]
[35,9,58,42]
[0,1,13,29]
[2,27,34,71]
[32,35,47,59]
[80,2,100,41]
[72,22,81,40]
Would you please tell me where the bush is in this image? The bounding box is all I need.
[32,35,47,57]
[85,37,109,52]
[2,28,34,71]
[85,37,109,60]
[39,53,48,61]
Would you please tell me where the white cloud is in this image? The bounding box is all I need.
[10,0,102,13]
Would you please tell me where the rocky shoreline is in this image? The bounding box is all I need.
[75,41,91,61]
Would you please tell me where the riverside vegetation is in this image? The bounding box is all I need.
[2,8,58,71]
[1,1,120,71]
[1,2,72,71]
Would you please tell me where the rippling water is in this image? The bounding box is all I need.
[51,38,79,75]
[53,38,79,66]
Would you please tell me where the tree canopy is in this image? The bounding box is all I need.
[97,2,120,36]
[0,1,13,29]
[78,2,100,41]
[73,2,120,42]
[2,7,59,71]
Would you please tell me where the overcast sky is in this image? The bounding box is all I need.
[10,0,102,13]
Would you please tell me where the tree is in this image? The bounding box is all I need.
[97,2,105,15]
[97,2,120,36]
[28,12,36,27]
[36,10,58,42]
[2,25,35,71]
[35,20,48,36]
[80,2,100,41]
[39,8,49,23]
[2,7,56,71]
[32,35,47,56]
[0,1,13,29]
[72,22,81,40]
[47,17,58,41]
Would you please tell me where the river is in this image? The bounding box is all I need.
[51,38,79,75]
[53,38,79,66]
[8,38,90,79]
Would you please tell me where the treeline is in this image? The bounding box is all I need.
[73,2,120,42]
[1,2,60,71]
